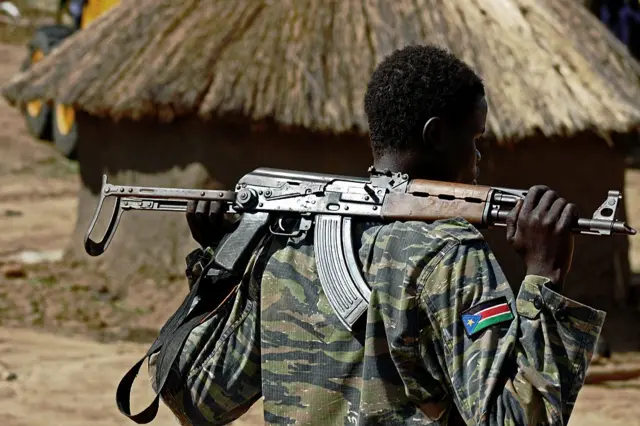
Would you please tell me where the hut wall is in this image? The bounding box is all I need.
[71,113,632,320]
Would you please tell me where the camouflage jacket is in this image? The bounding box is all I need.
[174,218,606,425]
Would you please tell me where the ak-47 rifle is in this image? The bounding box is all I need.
[85,167,636,330]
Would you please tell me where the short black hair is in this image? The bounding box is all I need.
[364,44,485,156]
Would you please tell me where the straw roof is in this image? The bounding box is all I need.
[2,0,640,141]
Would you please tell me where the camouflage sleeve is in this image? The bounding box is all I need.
[154,243,263,425]
[418,238,606,425]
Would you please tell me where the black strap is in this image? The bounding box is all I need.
[115,217,272,424]
[115,257,237,424]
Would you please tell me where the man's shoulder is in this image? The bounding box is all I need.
[360,218,486,269]
[381,217,485,246]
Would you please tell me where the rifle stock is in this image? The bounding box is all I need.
[84,167,636,329]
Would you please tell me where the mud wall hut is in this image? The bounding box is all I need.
[4,0,640,345]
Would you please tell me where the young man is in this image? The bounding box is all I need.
[184,45,604,425]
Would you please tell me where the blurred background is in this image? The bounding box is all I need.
[1,0,640,424]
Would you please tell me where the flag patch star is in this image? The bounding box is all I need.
[460,296,514,337]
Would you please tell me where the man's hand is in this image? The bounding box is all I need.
[186,200,226,248]
[505,185,579,287]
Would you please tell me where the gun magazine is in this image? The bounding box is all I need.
[315,214,371,331]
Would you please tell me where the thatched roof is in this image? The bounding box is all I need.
[2,0,640,141]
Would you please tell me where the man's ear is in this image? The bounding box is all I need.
[422,117,447,152]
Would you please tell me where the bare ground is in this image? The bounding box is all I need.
[0,40,640,425]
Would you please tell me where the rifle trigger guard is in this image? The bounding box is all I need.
[269,216,312,239]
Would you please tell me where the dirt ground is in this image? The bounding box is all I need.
[1,36,640,425]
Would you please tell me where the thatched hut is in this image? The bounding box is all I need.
[4,0,640,345]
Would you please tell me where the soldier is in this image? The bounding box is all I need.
[183,45,605,425]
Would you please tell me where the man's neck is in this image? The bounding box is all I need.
[372,152,423,177]
[373,151,455,182]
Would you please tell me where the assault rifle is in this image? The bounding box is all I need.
[85,167,636,330]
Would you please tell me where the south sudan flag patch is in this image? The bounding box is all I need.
[461,296,514,337]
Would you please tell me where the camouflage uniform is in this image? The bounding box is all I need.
[168,218,605,425]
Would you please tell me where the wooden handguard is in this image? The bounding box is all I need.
[381,180,492,224]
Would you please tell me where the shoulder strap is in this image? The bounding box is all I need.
[115,251,241,423]
[115,226,272,424]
